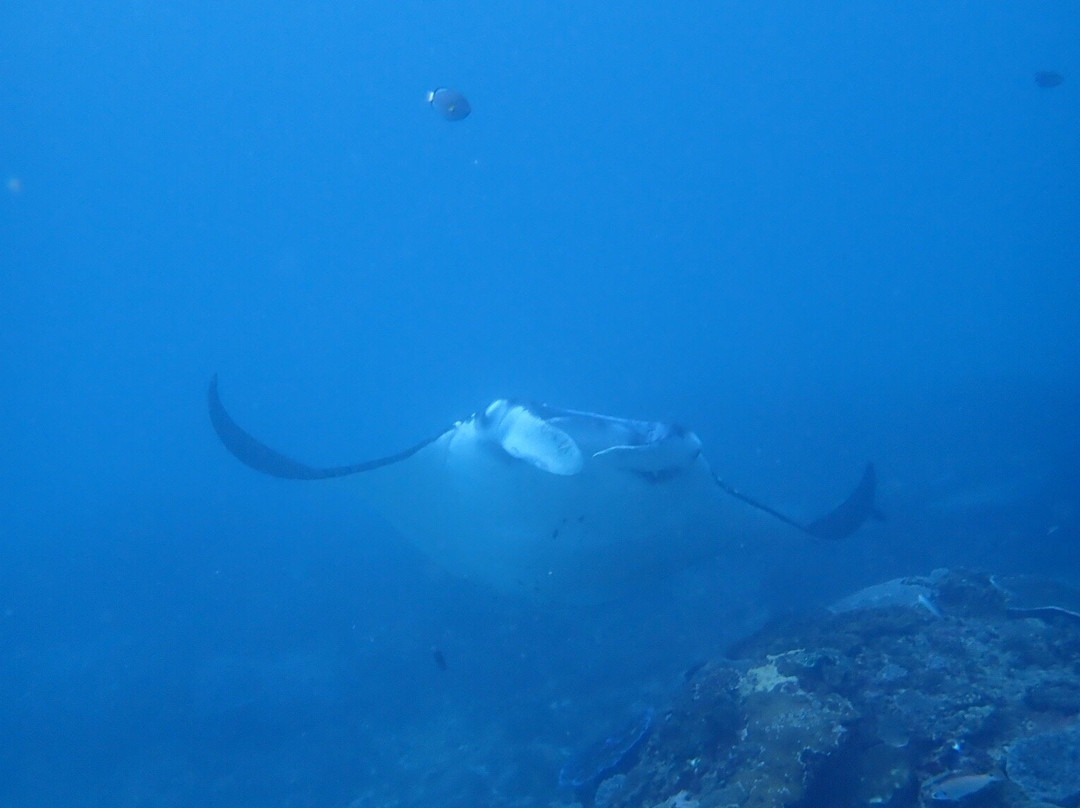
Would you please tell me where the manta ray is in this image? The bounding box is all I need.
[208,376,879,604]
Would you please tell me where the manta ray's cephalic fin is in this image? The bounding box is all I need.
[208,375,443,480]
[714,462,882,540]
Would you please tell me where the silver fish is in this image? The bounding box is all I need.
[926,773,1002,802]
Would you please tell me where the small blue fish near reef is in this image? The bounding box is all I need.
[1035,70,1064,88]
[428,87,471,121]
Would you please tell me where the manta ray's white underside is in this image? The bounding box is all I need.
[208,378,877,604]
[355,408,734,603]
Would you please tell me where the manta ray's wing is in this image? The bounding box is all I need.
[804,463,882,540]
[713,463,881,541]
[207,375,447,479]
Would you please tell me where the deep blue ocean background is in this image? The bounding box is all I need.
[1,2,1078,806]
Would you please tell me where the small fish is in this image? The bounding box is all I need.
[428,87,471,121]
[1035,70,1064,89]
[683,660,706,682]
[926,773,1002,802]
[917,593,943,619]
[432,646,448,672]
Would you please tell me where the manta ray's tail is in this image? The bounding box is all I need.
[714,462,882,540]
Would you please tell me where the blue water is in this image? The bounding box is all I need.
[1,2,1077,806]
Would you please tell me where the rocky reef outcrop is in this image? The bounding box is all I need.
[569,569,1080,808]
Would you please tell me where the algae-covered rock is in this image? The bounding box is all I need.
[1007,725,1080,805]
[1024,680,1080,715]
[734,683,855,808]
[593,774,627,808]
[649,790,698,808]
[585,570,1080,808]
[738,658,798,695]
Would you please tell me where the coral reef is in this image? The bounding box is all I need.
[575,569,1080,808]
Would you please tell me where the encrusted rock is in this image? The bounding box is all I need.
[594,774,627,808]
[1007,725,1080,805]
[588,570,1080,808]
[649,790,698,808]
[1024,680,1080,715]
